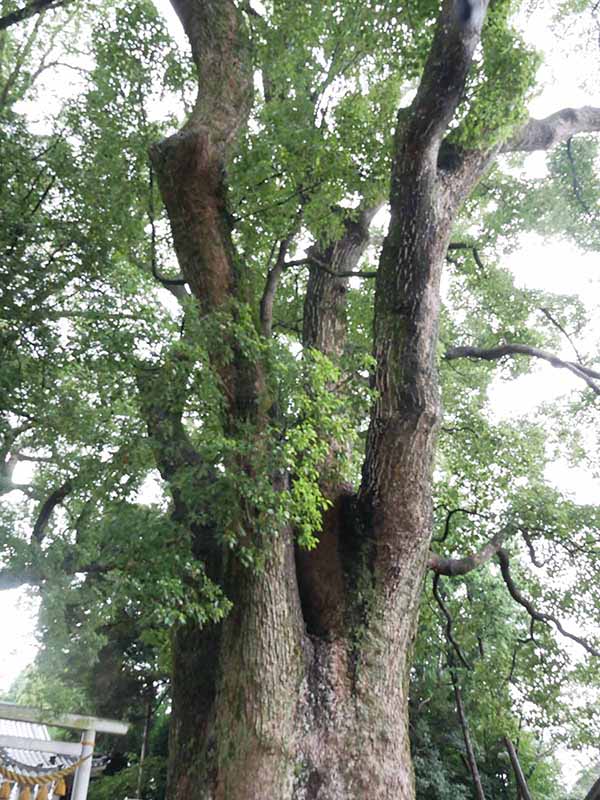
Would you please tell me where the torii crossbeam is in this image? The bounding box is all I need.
[0,703,128,800]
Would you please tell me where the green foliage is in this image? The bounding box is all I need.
[451,0,541,148]
[1,0,599,793]
[88,756,167,800]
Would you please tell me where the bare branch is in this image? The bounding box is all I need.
[31,479,72,542]
[0,0,68,31]
[451,672,486,800]
[445,343,600,394]
[520,529,545,569]
[432,506,487,545]
[432,573,472,669]
[504,738,533,800]
[429,528,508,576]
[539,306,584,364]
[497,549,600,658]
[503,106,600,153]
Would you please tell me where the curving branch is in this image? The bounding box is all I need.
[428,528,508,576]
[403,0,490,161]
[31,478,72,542]
[503,106,600,153]
[0,0,67,30]
[520,529,545,569]
[432,573,472,669]
[432,506,487,545]
[445,343,600,394]
[447,241,486,272]
[148,164,187,293]
[497,548,600,658]
[539,306,584,365]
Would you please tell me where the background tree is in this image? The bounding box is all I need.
[1,0,600,798]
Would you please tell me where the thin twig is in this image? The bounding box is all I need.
[284,255,376,279]
[432,574,472,669]
[451,671,486,800]
[497,549,600,658]
[539,306,584,365]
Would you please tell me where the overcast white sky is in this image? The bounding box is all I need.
[1,0,599,783]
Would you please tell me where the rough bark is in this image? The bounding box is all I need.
[302,205,380,359]
[504,106,600,153]
[143,1,600,799]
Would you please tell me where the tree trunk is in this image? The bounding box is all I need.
[167,531,421,799]
[146,1,493,798]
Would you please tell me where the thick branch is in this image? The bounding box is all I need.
[302,204,381,358]
[0,0,67,30]
[150,0,252,310]
[0,567,40,590]
[0,560,110,591]
[169,0,252,146]
[503,106,600,153]
[32,479,72,542]
[428,529,507,576]
[260,239,290,338]
[497,549,600,658]
[445,343,600,394]
[404,0,490,160]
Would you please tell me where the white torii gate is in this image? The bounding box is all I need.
[0,703,129,800]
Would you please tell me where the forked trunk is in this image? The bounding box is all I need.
[148,2,493,798]
[167,506,429,800]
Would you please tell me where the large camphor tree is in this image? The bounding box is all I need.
[2,0,600,797]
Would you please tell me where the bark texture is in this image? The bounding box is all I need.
[137,1,600,798]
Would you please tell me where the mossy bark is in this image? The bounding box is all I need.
[148,2,494,798]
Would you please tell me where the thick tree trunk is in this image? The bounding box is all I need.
[167,543,421,800]
[146,2,493,799]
